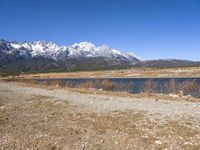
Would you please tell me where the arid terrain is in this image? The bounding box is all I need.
[1,67,200,80]
[9,67,200,79]
[1,81,200,149]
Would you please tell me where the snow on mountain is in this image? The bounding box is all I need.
[10,43,21,49]
[0,39,140,61]
[68,42,140,61]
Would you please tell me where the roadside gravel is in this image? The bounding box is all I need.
[1,81,200,122]
[1,81,200,149]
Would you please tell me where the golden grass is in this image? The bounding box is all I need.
[30,94,52,100]
[17,80,200,102]
[3,66,200,79]
[69,88,199,102]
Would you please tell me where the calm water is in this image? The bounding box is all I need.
[33,78,200,98]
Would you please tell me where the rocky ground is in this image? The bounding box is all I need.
[0,81,200,150]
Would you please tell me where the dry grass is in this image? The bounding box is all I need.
[14,80,200,102]
[101,80,115,90]
[69,88,199,102]
[30,94,52,100]
[3,67,200,79]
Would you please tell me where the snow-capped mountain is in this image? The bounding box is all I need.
[2,39,198,73]
[68,42,139,61]
[0,39,141,73]
[0,39,140,62]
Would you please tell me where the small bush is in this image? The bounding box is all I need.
[143,79,158,93]
[78,81,96,89]
[168,79,179,94]
[101,80,115,91]
[50,80,67,88]
[114,82,133,91]
[181,79,200,97]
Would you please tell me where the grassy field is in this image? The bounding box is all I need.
[4,67,200,79]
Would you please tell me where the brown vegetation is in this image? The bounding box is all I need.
[6,78,199,102]
[143,79,158,93]
[181,79,200,97]
[4,75,200,100]
[101,80,115,90]
[2,67,200,79]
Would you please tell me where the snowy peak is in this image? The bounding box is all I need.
[71,42,96,50]
[2,39,199,73]
[68,42,140,61]
[0,39,140,62]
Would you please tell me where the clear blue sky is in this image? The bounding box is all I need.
[0,0,200,60]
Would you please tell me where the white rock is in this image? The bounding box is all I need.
[155,140,162,145]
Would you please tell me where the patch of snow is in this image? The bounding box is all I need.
[2,40,140,61]
[10,43,21,49]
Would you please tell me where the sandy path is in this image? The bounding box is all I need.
[1,81,200,121]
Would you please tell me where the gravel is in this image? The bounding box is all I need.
[1,81,200,122]
[1,81,200,149]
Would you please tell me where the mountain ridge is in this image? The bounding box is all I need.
[0,39,200,73]
[0,39,140,61]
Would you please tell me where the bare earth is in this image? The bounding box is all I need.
[1,81,200,149]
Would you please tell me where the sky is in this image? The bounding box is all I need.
[0,0,200,60]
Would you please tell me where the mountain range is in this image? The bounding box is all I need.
[0,39,199,73]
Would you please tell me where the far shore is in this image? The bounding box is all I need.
[1,66,200,79]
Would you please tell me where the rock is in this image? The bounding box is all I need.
[80,144,85,150]
[155,140,162,145]
[0,106,5,110]
[116,131,120,134]
[142,135,149,138]
[184,141,193,145]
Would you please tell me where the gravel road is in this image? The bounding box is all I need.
[1,81,200,121]
[1,81,200,149]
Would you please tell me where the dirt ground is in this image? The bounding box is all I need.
[1,81,200,150]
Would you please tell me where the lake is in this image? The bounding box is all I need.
[31,77,200,98]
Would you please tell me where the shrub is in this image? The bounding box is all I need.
[49,79,66,88]
[160,81,170,94]
[181,79,200,97]
[168,79,179,94]
[101,80,115,91]
[78,81,96,89]
[143,79,158,93]
[114,82,133,91]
